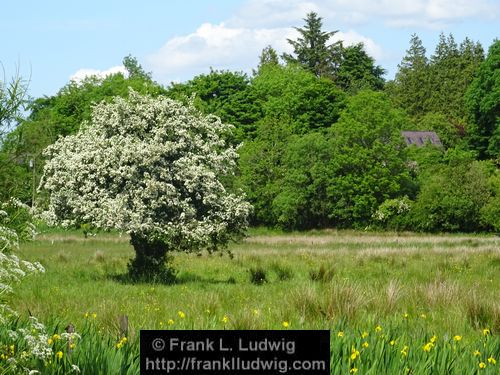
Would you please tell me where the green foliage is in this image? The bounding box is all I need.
[237,117,294,226]
[0,69,30,202]
[0,151,31,203]
[283,12,341,78]
[252,64,345,132]
[254,45,280,75]
[336,43,385,93]
[0,68,28,141]
[238,65,345,228]
[390,34,430,117]
[272,132,332,229]
[405,143,445,173]
[480,170,500,231]
[465,39,500,159]
[410,155,493,232]
[167,69,260,141]
[327,90,412,227]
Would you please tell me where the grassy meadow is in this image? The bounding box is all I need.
[2,229,500,373]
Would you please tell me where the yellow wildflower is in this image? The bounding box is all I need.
[479,362,486,369]
[483,328,490,336]
[282,321,289,328]
[473,350,481,357]
[9,345,14,355]
[350,348,360,360]
[56,351,63,360]
[52,334,61,341]
[337,331,344,337]
[420,313,427,319]
[453,335,462,342]
[167,319,174,325]
[423,342,434,352]
[47,338,53,345]
[178,311,186,319]
[222,315,229,324]
[115,337,127,349]
[488,357,496,365]
[430,335,437,344]
[361,331,369,339]
[69,343,76,350]
[350,368,358,374]
[403,313,409,319]
[252,309,259,316]
[362,341,369,348]
[401,345,409,357]
[84,312,89,318]
[92,313,97,319]
[375,325,382,333]
[390,340,396,346]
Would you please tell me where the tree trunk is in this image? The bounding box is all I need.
[127,233,175,282]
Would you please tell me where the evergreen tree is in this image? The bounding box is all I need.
[391,34,430,117]
[283,12,341,78]
[428,33,483,120]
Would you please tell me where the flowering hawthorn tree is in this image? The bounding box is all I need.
[40,90,251,281]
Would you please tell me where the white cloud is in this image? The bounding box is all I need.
[146,23,298,82]
[70,65,127,82]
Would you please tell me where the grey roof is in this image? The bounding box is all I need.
[401,131,442,147]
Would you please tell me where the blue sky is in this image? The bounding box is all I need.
[1,0,498,99]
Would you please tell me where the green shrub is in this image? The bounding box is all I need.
[410,158,492,232]
[249,266,267,285]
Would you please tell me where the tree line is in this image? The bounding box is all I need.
[1,12,499,233]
